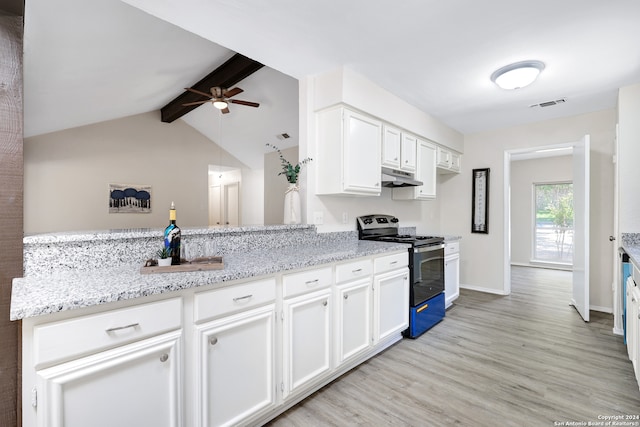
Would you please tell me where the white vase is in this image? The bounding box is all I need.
[157,258,172,267]
[284,183,301,224]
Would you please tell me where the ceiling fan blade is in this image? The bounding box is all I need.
[221,107,230,114]
[184,87,213,99]
[230,99,259,108]
[223,87,243,98]
[182,100,211,106]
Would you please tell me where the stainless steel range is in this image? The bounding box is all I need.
[357,214,445,338]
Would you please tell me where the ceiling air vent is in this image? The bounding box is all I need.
[529,98,567,108]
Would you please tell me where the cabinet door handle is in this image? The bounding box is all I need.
[233,294,253,302]
[344,294,349,300]
[160,353,169,363]
[105,323,139,333]
[305,279,319,286]
[210,337,218,346]
[322,300,328,306]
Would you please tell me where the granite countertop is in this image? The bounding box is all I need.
[11,239,409,321]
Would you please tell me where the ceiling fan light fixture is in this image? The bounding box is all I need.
[213,99,228,109]
[491,60,545,90]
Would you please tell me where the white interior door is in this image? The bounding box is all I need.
[572,135,590,321]
[224,182,240,226]
[208,185,221,226]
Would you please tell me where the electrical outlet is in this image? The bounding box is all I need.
[342,212,348,224]
[313,211,324,225]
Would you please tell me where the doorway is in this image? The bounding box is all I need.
[504,137,590,321]
[209,166,241,226]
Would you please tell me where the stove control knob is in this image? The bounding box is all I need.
[390,217,399,223]
[364,218,373,224]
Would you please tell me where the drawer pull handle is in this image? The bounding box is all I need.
[305,279,319,286]
[390,261,398,265]
[210,337,218,346]
[160,353,169,363]
[105,323,139,333]
[352,268,363,273]
[233,294,253,302]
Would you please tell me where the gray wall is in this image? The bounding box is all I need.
[24,111,258,233]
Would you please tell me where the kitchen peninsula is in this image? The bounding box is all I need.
[12,225,411,427]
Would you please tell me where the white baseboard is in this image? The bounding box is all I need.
[459,283,509,296]
[613,327,624,336]
[590,304,613,314]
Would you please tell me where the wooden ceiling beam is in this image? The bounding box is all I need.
[160,53,264,123]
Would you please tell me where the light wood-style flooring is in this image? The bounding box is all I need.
[268,266,640,426]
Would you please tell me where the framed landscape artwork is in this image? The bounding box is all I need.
[108,183,152,214]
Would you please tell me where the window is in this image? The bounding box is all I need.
[533,182,573,264]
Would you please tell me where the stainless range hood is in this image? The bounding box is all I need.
[381,167,423,187]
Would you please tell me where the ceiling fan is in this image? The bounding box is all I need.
[182,86,259,114]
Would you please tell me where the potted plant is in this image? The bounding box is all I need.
[266,143,312,224]
[156,247,172,267]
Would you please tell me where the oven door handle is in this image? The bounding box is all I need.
[414,244,445,254]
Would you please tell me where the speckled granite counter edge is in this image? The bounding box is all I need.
[11,239,409,321]
[621,233,640,267]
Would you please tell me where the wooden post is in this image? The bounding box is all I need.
[0,11,23,427]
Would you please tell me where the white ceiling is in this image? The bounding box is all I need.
[24,0,640,168]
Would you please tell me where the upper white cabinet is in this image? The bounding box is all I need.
[392,139,437,201]
[437,146,461,174]
[382,124,401,169]
[316,106,382,196]
[382,125,417,173]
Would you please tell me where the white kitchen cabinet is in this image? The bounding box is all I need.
[35,331,182,427]
[382,124,401,169]
[373,253,409,343]
[334,259,373,366]
[316,105,382,196]
[436,146,461,174]
[392,139,437,201]
[445,241,460,308]
[400,132,417,172]
[194,305,276,427]
[27,298,183,427]
[282,267,333,399]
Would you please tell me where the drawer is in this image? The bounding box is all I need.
[445,241,460,256]
[194,278,276,322]
[335,259,372,284]
[374,252,408,274]
[33,298,182,367]
[283,267,332,299]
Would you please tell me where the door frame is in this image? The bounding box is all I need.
[503,141,577,296]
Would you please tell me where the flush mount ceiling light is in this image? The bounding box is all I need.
[491,60,545,90]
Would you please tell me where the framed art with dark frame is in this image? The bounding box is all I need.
[471,168,489,234]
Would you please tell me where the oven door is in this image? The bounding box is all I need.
[411,244,445,306]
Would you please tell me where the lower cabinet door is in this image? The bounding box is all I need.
[35,331,182,427]
[282,288,332,399]
[335,279,372,365]
[374,268,410,342]
[195,305,276,427]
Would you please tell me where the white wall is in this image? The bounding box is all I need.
[510,155,573,266]
[440,109,616,311]
[618,83,640,233]
[264,146,298,224]
[299,70,463,234]
[24,111,255,233]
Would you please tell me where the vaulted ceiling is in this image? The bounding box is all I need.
[23,0,640,168]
